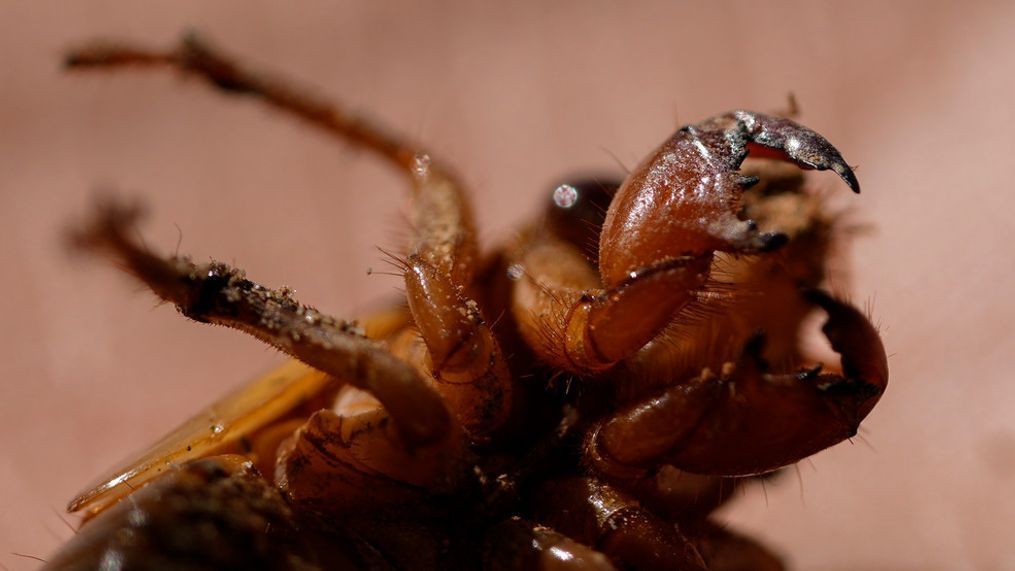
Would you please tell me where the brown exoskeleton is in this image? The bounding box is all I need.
[46,32,887,570]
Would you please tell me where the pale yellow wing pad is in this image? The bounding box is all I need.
[68,360,333,517]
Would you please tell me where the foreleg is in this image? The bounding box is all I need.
[586,291,887,477]
[510,113,860,375]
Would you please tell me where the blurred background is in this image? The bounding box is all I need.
[2,1,1013,569]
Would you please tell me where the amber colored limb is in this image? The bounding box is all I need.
[393,256,513,435]
[587,291,888,477]
[509,226,712,373]
[511,114,859,375]
[585,374,722,480]
[69,199,451,447]
[598,110,859,288]
[276,400,468,516]
[620,158,835,398]
[622,465,744,523]
[509,228,600,371]
[66,33,513,433]
[483,517,618,571]
[65,32,475,282]
[532,477,707,571]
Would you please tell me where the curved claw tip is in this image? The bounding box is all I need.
[800,287,888,392]
[832,161,861,194]
[733,110,861,194]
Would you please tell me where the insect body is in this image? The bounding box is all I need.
[49,33,887,570]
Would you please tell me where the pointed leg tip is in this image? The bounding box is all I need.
[738,175,761,189]
[730,110,862,194]
[832,162,861,193]
[62,52,84,69]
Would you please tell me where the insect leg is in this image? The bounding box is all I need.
[277,402,469,516]
[509,113,859,375]
[66,34,513,436]
[66,33,476,277]
[622,465,745,524]
[70,198,452,448]
[509,226,713,374]
[483,517,618,571]
[621,158,836,396]
[532,477,707,571]
[586,292,887,477]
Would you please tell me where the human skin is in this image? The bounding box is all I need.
[1,2,1014,569]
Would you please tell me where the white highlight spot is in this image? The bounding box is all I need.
[507,264,524,281]
[548,546,574,561]
[413,153,432,178]
[99,550,125,571]
[553,184,579,209]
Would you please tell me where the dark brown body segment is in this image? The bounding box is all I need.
[43,457,311,571]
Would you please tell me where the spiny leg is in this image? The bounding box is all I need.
[509,112,860,375]
[66,33,513,436]
[70,198,451,447]
[531,476,707,571]
[586,291,887,477]
[276,402,469,517]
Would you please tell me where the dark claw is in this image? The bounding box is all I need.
[730,110,861,193]
[800,288,888,415]
[590,108,861,283]
[737,175,761,189]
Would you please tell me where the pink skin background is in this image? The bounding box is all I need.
[1,1,1013,569]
